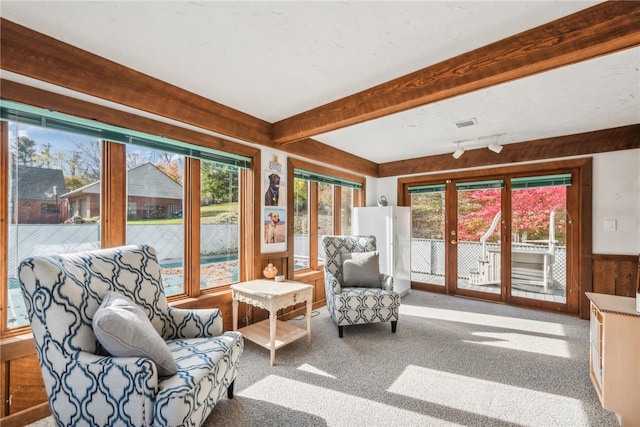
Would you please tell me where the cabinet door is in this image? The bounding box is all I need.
[589,304,603,398]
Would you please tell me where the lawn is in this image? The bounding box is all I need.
[127,202,238,225]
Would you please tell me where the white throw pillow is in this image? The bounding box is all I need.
[93,291,177,377]
[342,251,381,288]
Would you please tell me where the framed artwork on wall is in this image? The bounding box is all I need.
[261,154,287,253]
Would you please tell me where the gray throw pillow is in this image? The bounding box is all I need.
[342,251,381,288]
[93,291,177,377]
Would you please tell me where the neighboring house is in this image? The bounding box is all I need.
[61,162,183,220]
[60,179,100,221]
[10,165,68,224]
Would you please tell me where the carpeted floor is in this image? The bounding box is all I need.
[206,290,618,427]
[29,290,619,426]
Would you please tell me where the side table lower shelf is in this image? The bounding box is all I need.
[239,318,308,350]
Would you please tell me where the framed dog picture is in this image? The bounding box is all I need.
[263,208,286,246]
[261,155,287,253]
[264,171,285,207]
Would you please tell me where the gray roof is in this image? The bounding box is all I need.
[12,165,67,201]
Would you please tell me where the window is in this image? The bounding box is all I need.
[40,204,60,214]
[125,146,186,296]
[1,100,251,335]
[340,186,354,235]
[199,160,240,291]
[317,183,334,264]
[290,159,364,273]
[3,116,102,330]
[409,184,446,287]
[511,174,570,303]
[293,177,310,270]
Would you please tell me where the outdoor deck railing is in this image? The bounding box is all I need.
[411,238,566,286]
[293,235,566,287]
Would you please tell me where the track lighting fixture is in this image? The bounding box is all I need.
[450,133,503,158]
[488,142,503,153]
[452,142,465,159]
[487,134,504,153]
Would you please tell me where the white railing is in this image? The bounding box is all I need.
[411,238,566,286]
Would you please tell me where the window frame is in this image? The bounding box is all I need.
[288,157,365,278]
[0,100,259,338]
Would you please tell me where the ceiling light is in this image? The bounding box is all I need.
[488,134,503,153]
[452,142,465,159]
[488,142,503,153]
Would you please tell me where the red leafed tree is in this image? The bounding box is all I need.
[512,187,566,243]
[458,187,567,244]
[458,189,502,242]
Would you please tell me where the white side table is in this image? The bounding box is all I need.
[231,279,313,366]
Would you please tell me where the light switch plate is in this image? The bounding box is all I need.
[604,219,617,232]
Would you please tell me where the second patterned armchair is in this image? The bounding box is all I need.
[321,235,400,338]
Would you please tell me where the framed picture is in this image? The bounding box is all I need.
[263,207,286,246]
[261,154,287,253]
[264,171,285,207]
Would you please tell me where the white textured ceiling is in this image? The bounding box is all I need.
[1,1,638,164]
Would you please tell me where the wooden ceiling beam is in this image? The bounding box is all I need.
[0,79,261,159]
[0,18,273,146]
[0,18,379,176]
[284,138,379,177]
[273,2,640,145]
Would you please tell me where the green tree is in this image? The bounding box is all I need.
[65,176,86,191]
[201,163,238,204]
[15,136,37,166]
[34,142,66,169]
[293,178,307,212]
[411,192,445,239]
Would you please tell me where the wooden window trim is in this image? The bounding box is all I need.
[0,102,259,339]
[184,158,200,298]
[288,157,365,279]
[0,121,11,337]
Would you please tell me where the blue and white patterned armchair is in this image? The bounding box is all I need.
[321,235,400,338]
[18,244,243,427]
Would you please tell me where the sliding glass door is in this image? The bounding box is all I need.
[510,175,570,304]
[409,184,446,288]
[407,170,577,312]
[454,180,504,300]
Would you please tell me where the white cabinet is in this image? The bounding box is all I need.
[586,293,640,426]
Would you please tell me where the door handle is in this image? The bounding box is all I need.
[450,239,457,245]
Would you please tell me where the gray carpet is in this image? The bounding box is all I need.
[206,291,618,427]
[29,291,618,426]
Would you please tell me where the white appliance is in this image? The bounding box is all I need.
[353,206,411,296]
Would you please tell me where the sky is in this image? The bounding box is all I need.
[8,121,175,171]
[9,122,97,154]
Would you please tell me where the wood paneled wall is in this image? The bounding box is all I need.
[0,337,49,425]
[592,254,639,297]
